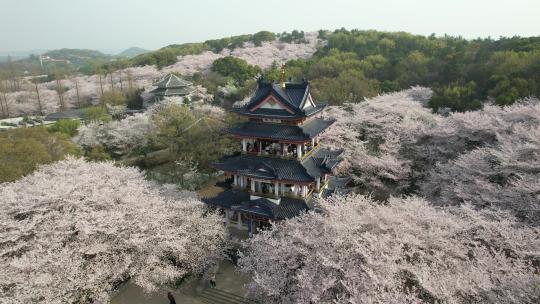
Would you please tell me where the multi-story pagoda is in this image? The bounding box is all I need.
[203,77,348,234]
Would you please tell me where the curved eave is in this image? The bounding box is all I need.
[230,108,305,120]
[212,167,315,185]
[227,133,309,144]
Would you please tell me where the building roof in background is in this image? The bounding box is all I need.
[151,86,195,96]
[153,73,193,89]
[44,109,86,121]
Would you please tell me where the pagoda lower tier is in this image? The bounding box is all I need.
[202,146,350,234]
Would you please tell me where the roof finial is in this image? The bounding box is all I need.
[279,64,286,88]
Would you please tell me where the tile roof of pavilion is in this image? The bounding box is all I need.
[231,78,327,119]
[227,118,335,142]
[211,147,343,183]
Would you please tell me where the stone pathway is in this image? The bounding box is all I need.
[111,260,250,304]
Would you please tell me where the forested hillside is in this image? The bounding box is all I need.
[1,29,539,118]
[271,29,540,111]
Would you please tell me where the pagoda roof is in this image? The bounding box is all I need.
[151,86,195,96]
[202,189,309,220]
[231,78,326,120]
[153,74,193,89]
[212,147,343,183]
[320,176,353,199]
[228,118,335,142]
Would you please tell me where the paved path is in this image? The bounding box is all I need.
[111,260,250,304]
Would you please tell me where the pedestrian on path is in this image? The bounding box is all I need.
[167,291,176,304]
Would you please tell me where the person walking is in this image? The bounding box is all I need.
[167,291,176,304]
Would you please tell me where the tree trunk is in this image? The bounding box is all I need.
[109,72,114,91]
[74,78,81,108]
[56,78,65,111]
[0,81,9,117]
[127,71,133,91]
[118,70,124,91]
[34,81,43,115]
[98,74,104,103]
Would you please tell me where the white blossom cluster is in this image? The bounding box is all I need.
[0,158,227,303]
[322,89,540,222]
[240,194,540,303]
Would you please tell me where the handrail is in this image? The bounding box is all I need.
[300,145,320,161]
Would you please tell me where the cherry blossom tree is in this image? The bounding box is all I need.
[0,158,227,303]
[420,124,540,223]
[76,111,156,156]
[322,88,540,213]
[239,194,540,304]
[321,86,436,197]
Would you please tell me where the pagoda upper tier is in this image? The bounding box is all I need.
[232,78,327,121]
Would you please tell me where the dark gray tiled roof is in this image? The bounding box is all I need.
[202,189,309,220]
[213,154,314,182]
[202,188,249,209]
[151,86,195,96]
[212,147,343,183]
[233,197,309,220]
[153,74,192,88]
[321,176,353,199]
[44,109,86,121]
[233,79,327,119]
[228,118,335,141]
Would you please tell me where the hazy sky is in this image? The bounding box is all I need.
[1,0,539,53]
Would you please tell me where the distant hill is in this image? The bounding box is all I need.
[118,47,150,58]
[0,49,48,62]
[41,49,112,66]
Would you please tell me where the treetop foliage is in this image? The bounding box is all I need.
[240,194,540,303]
[211,56,261,85]
[0,127,80,183]
[0,158,226,303]
[271,29,540,110]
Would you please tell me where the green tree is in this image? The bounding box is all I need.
[0,127,80,182]
[488,77,537,106]
[126,89,144,110]
[152,105,236,172]
[311,70,379,105]
[101,90,127,106]
[430,81,482,112]
[252,31,276,46]
[211,56,261,85]
[84,106,112,122]
[48,119,81,137]
[86,145,112,162]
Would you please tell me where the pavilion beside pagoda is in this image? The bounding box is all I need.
[203,77,349,235]
[149,73,195,103]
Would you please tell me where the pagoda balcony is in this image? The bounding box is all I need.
[242,138,320,160]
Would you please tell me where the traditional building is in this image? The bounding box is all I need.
[149,73,195,103]
[203,77,348,235]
